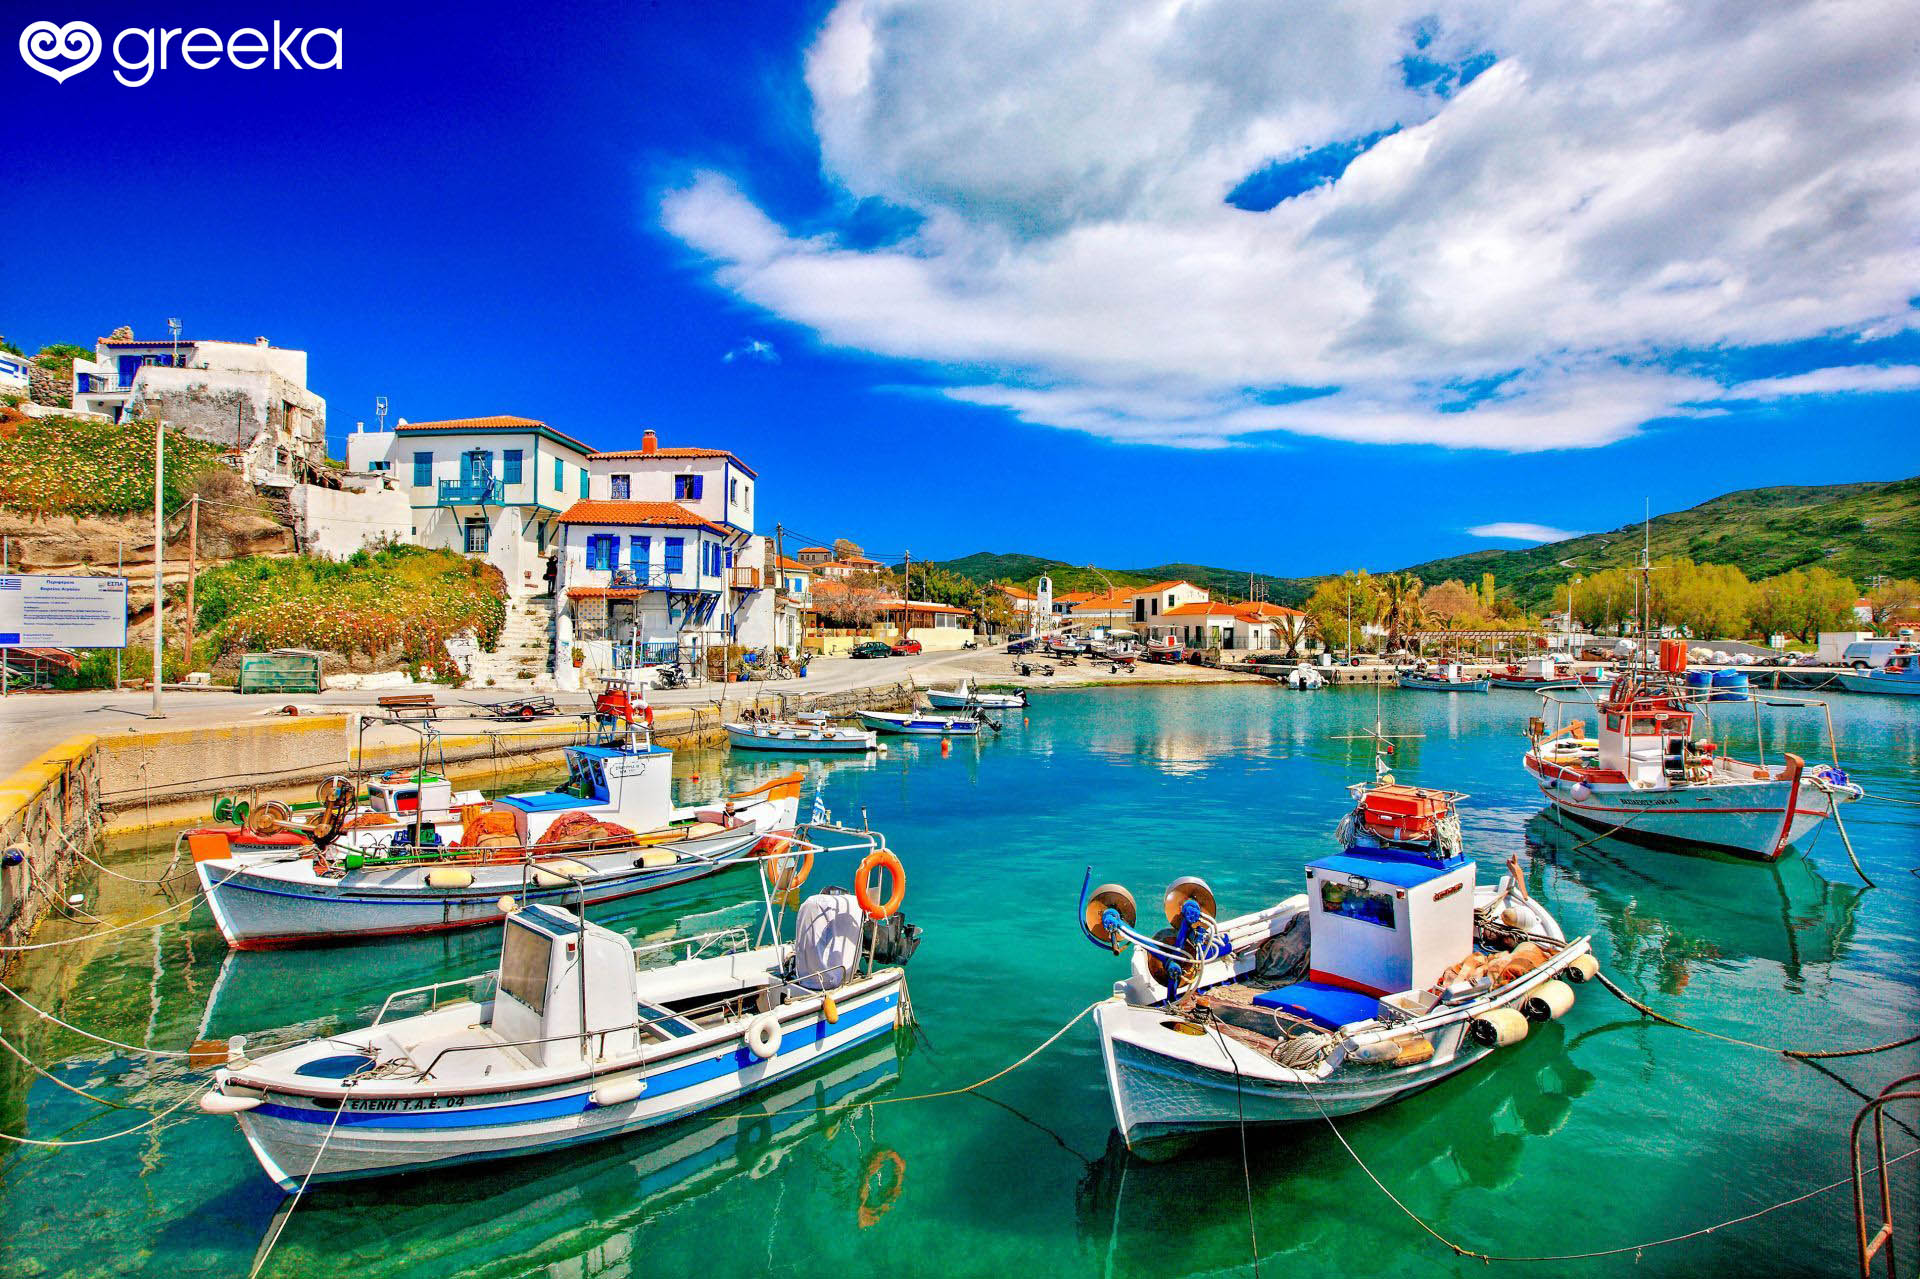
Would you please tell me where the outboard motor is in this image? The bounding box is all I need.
[864,911,922,966]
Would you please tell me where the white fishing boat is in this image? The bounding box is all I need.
[1080,780,1594,1155]
[724,719,878,753]
[1285,665,1325,690]
[856,710,981,736]
[201,828,921,1188]
[1523,648,1861,861]
[924,678,1027,710]
[189,728,803,948]
[1397,662,1490,692]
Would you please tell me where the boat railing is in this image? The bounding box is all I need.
[371,972,499,1027]
[1849,1071,1920,1276]
[631,924,752,970]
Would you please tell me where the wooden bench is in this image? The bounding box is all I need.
[377,692,439,721]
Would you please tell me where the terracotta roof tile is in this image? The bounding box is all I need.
[590,445,757,477]
[556,500,724,533]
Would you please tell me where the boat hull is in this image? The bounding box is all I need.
[856,712,978,736]
[1835,671,1920,696]
[1398,676,1490,692]
[1524,754,1836,861]
[723,724,876,753]
[231,976,903,1188]
[924,690,1024,710]
[198,825,766,949]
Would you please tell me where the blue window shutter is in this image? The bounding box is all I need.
[630,535,648,574]
[692,474,703,500]
[665,537,684,574]
[553,457,563,491]
[412,452,432,486]
[504,449,523,483]
[605,535,618,570]
[579,468,589,498]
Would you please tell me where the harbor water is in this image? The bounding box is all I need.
[2,684,1916,1277]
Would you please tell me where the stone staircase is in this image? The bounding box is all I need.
[464,593,555,689]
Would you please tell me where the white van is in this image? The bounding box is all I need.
[1841,639,1914,670]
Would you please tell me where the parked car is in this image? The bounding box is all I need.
[892,639,923,656]
[1842,639,1916,670]
[1007,636,1039,655]
[849,641,894,659]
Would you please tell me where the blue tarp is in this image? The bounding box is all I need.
[1309,851,1456,889]
[1250,980,1381,1030]
[498,792,592,813]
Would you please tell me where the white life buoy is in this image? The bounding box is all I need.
[744,1011,783,1061]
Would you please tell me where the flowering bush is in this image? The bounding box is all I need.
[199,546,507,663]
[0,412,229,515]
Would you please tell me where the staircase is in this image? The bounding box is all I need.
[464,593,555,689]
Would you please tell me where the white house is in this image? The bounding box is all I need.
[70,330,326,484]
[770,550,814,653]
[1148,601,1306,652]
[555,430,769,671]
[396,414,594,597]
[0,350,30,395]
[1127,580,1210,627]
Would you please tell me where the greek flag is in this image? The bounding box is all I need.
[811,793,829,826]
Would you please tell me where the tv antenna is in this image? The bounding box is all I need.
[375,397,389,432]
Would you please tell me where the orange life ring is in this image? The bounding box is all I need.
[854,849,905,920]
[761,836,813,893]
[641,703,655,727]
[858,1148,906,1228]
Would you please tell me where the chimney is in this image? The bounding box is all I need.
[640,429,658,455]
[255,336,269,346]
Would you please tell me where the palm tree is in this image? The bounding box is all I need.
[1375,573,1425,653]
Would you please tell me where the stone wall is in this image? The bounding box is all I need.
[0,737,102,976]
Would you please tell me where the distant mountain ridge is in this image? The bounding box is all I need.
[918,476,1918,610]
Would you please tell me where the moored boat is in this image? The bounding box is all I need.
[1398,662,1490,692]
[201,830,921,1188]
[1080,780,1593,1154]
[1489,657,1584,690]
[724,719,878,753]
[924,678,1027,710]
[856,710,981,736]
[1835,650,1920,696]
[1522,644,1861,860]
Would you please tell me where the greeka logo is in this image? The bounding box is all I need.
[19,18,342,87]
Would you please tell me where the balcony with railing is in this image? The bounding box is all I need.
[438,477,504,506]
[729,566,762,591]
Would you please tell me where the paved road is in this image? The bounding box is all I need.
[0,651,979,777]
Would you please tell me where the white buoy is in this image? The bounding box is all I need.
[744,1011,783,1060]
[1521,978,1576,1023]
[1469,1007,1530,1047]
[590,1076,645,1107]
[1563,954,1600,984]
[67,893,85,908]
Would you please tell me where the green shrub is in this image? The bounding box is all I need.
[0,414,229,515]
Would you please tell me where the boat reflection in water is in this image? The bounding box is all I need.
[1522,811,1865,985]
[249,1036,907,1278]
[1074,1019,1597,1277]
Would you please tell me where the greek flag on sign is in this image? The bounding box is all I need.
[811,793,829,826]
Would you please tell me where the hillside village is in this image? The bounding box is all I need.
[3,326,1916,693]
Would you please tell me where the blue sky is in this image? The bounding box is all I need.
[4,1,1914,579]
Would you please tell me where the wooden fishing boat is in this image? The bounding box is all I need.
[1080,780,1593,1155]
[723,720,878,753]
[1523,642,1861,860]
[1488,657,1585,690]
[1835,650,1920,696]
[856,710,980,736]
[201,831,921,1187]
[1398,662,1490,692]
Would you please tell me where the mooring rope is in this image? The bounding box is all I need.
[0,1024,131,1109]
[247,1099,348,1278]
[0,1088,202,1148]
[1209,1023,1263,1278]
[1296,1069,1919,1264]
[1592,972,1920,1059]
[1823,793,1874,887]
[0,976,197,1059]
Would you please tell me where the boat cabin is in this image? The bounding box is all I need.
[364,771,457,815]
[491,741,674,842]
[491,904,642,1067]
[1251,807,1475,1029]
[1597,688,1699,786]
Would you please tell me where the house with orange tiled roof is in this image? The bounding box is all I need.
[1125,579,1210,626]
[1147,599,1305,652]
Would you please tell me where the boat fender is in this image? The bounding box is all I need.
[1469,1007,1529,1047]
[854,849,907,921]
[1520,978,1576,1023]
[1350,1032,1431,1064]
[497,895,520,915]
[1562,954,1599,984]
[1570,782,1592,802]
[822,994,840,1024]
[590,1076,645,1107]
[426,868,474,889]
[199,1091,264,1115]
[744,1012,783,1061]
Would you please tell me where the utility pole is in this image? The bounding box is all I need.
[182,495,199,673]
[774,523,787,655]
[148,415,165,718]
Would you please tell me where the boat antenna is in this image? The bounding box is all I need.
[1331,683,1423,781]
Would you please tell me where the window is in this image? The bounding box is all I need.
[609,473,631,500]
[586,535,619,571]
[503,449,523,484]
[629,535,649,575]
[499,922,552,1013]
[729,477,738,505]
[743,482,751,514]
[463,518,490,554]
[664,537,684,574]
[412,451,432,487]
[674,474,702,501]
[553,456,563,491]
[1320,878,1397,929]
[579,467,589,498]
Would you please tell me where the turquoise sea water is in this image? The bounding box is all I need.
[2,684,1916,1278]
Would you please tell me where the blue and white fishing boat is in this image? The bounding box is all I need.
[202,826,920,1188]
[856,710,981,736]
[1836,650,1920,696]
[724,719,879,753]
[1079,779,1592,1155]
[924,678,1026,711]
[1397,662,1490,692]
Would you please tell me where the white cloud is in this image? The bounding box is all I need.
[1717,364,1920,400]
[1468,521,1588,543]
[663,0,1920,450]
[722,337,780,364]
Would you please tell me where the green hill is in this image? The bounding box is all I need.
[1397,477,1920,609]
[921,476,1918,611]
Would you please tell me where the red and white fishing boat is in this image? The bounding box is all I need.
[1522,640,1860,861]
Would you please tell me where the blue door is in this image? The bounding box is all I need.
[117,355,142,389]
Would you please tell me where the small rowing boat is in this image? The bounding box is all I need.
[202,826,920,1187]
[924,678,1027,710]
[856,710,981,736]
[1080,779,1593,1155]
[1398,662,1489,692]
[724,720,878,753]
